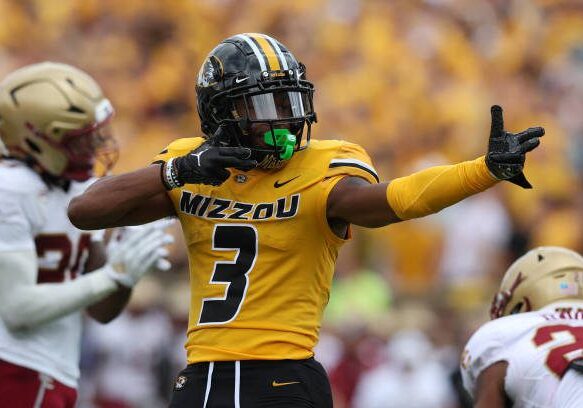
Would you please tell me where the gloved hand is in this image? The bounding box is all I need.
[485,105,544,189]
[171,141,257,186]
[105,219,174,288]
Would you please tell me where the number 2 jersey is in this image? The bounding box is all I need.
[461,301,583,408]
[0,160,101,388]
[154,137,379,363]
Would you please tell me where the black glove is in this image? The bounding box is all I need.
[485,105,544,189]
[168,142,257,187]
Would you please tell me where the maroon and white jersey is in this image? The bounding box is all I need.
[461,301,583,408]
[0,160,102,387]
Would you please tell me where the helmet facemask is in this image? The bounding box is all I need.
[59,122,118,181]
[21,115,117,182]
[209,73,315,170]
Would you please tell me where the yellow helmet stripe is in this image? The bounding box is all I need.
[235,34,267,71]
[247,33,281,71]
[261,34,288,70]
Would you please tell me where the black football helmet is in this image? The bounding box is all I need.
[196,33,316,169]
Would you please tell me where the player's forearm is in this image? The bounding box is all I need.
[84,240,131,323]
[475,398,505,408]
[0,266,118,331]
[68,165,166,230]
[387,156,498,220]
[86,287,131,323]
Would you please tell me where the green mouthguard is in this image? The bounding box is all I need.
[263,129,296,160]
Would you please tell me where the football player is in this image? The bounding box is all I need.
[68,33,544,407]
[461,247,583,408]
[0,62,171,408]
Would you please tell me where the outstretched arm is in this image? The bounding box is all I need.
[327,156,497,227]
[68,165,174,230]
[327,105,543,228]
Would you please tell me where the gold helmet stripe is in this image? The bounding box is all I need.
[257,33,288,70]
[235,34,267,71]
[247,33,282,71]
[261,34,288,70]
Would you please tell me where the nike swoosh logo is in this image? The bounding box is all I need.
[272,381,300,387]
[274,175,300,188]
[235,76,249,83]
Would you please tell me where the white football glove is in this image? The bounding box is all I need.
[105,219,175,288]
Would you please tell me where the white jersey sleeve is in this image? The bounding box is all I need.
[461,318,512,400]
[0,190,44,252]
[0,193,35,251]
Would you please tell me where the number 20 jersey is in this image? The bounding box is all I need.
[0,160,100,387]
[155,137,379,363]
[461,301,583,408]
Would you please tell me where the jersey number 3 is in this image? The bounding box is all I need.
[534,324,583,377]
[198,224,257,325]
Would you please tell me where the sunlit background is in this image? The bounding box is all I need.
[1,0,582,406]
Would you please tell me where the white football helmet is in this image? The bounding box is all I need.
[491,246,583,319]
[0,62,117,181]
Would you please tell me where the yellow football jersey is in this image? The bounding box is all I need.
[154,138,379,363]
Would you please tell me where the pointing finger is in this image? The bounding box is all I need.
[234,160,258,171]
[519,138,541,154]
[516,127,545,143]
[219,147,252,159]
[490,105,504,137]
[218,156,257,169]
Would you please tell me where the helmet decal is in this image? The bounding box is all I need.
[197,55,223,88]
[491,272,526,319]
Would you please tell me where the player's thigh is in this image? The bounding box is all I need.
[0,359,76,408]
[168,364,207,408]
[241,358,333,408]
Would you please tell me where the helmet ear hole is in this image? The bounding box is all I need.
[510,302,523,315]
[25,138,41,154]
[67,105,85,114]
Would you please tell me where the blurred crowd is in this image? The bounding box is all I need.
[1,0,582,406]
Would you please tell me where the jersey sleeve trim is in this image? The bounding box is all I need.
[315,176,350,246]
[329,159,379,182]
